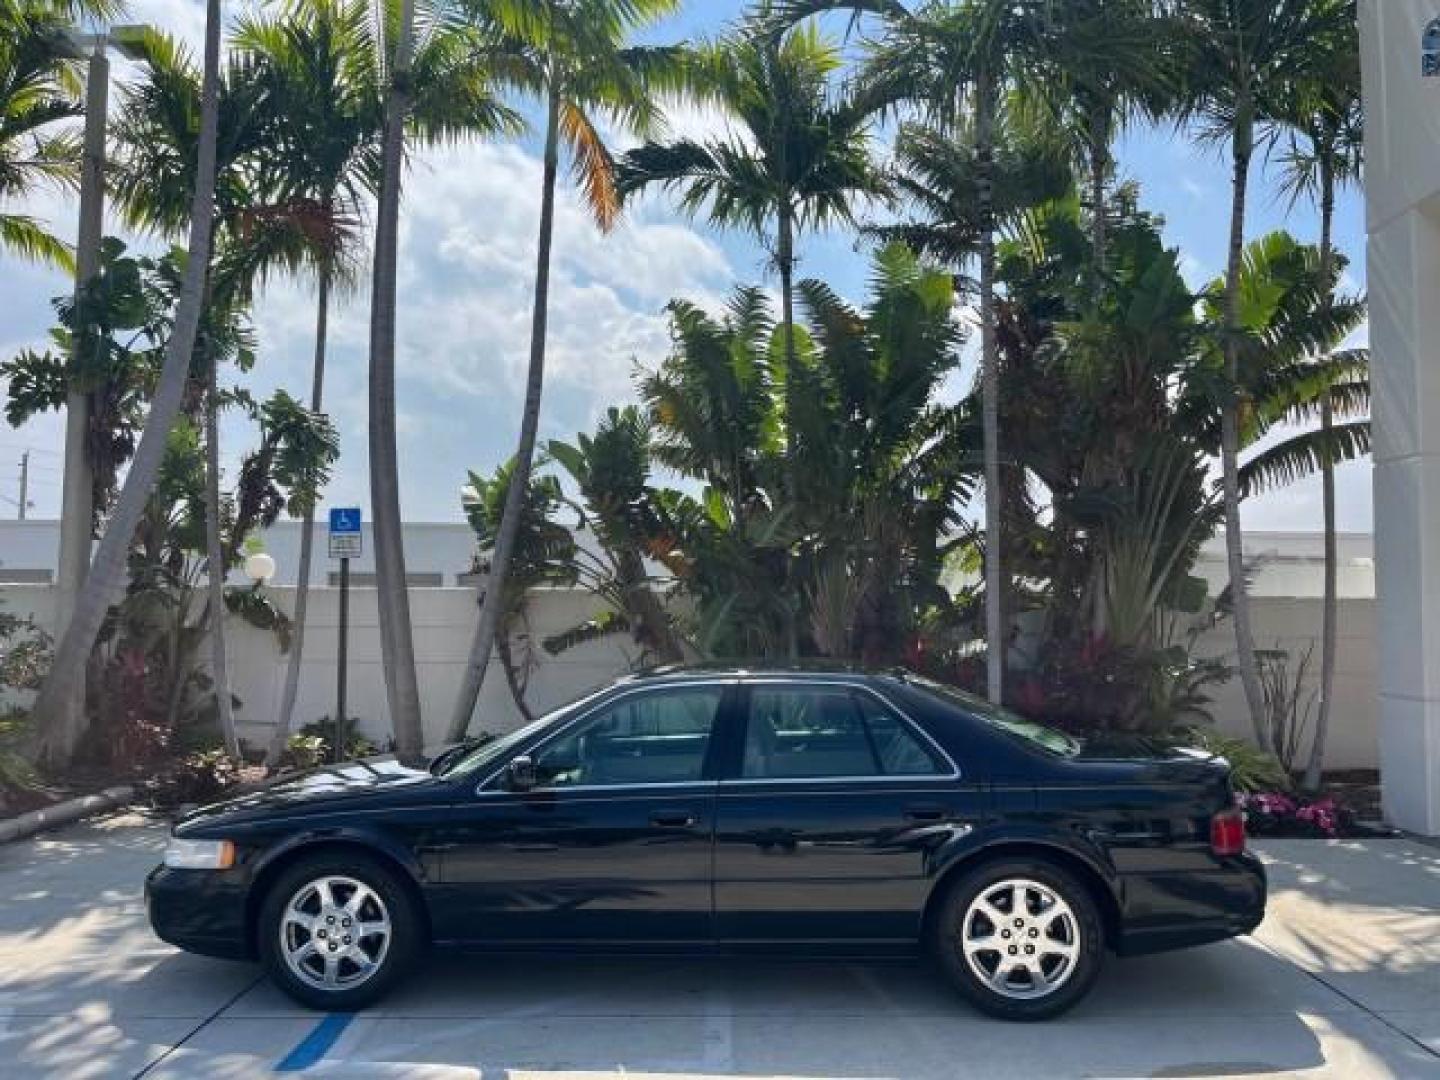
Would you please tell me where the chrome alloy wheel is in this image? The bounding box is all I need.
[960,878,1081,1000]
[280,875,392,992]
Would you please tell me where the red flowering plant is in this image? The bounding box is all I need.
[1237,791,1350,838]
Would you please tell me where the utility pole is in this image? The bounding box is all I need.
[54,35,111,640]
[18,452,29,520]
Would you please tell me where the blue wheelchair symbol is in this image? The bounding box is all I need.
[329,508,361,533]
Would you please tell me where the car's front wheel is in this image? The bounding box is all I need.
[258,852,421,1011]
[930,858,1104,1021]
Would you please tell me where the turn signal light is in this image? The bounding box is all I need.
[1210,809,1246,856]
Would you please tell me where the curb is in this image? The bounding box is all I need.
[0,785,135,844]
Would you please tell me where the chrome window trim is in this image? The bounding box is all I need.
[729,677,962,784]
[471,674,962,798]
[473,679,738,796]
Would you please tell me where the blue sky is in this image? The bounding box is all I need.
[0,0,1371,536]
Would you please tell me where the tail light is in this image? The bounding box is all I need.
[1210,808,1246,856]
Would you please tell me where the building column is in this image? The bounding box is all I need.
[1361,1,1440,834]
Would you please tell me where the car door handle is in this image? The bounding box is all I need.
[650,811,697,829]
[904,805,947,823]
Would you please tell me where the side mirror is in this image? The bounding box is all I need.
[506,754,538,792]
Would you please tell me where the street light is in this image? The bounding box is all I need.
[52,22,155,650]
[245,552,278,588]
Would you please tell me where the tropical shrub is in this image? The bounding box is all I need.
[1175,728,1291,793]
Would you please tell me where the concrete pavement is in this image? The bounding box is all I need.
[0,813,1437,1079]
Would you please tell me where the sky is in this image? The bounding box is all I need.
[0,0,1372,538]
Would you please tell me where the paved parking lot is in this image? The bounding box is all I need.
[0,813,1437,1079]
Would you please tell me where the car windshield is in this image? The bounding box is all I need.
[433,685,613,779]
[903,676,1080,757]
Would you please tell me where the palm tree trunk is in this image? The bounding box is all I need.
[204,352,240,758]
[30,0,225,763]
[446,87,562,743]
[369,0,424,761]
[1305,161,1338,792]
[976,70,1004,705]
[1088,102,1110,283]
[496,624,536,725]
[1219,102,1268,744]
[777,204,800,660]
[266,265,331,766]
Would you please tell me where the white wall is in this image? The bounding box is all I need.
[0,583,642,749]
[1192,599,1377,771]
[0,581,1381,768]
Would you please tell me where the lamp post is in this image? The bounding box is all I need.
[244,551,278,589]
[49,24,153,748]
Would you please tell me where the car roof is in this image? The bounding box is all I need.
[621,661,907,686]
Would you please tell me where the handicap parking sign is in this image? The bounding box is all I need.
[328,507,362,558]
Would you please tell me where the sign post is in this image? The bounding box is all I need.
[328,508,362,764]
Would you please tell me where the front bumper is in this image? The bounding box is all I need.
[1114,849,1268,957]
[145,864,254,960]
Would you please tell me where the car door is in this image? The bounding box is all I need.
[713,678,986,947]
[433,681,735,947]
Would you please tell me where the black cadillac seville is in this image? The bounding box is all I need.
[146,666,1266,1020]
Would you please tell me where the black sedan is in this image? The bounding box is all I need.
[146,666,1266,1020]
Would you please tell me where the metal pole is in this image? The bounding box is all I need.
[336,556,349,764]
[56,44,109,635]
[18,453,28,520]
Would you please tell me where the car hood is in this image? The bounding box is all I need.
[175,756,441,833]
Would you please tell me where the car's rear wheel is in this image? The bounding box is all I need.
[258,852,421,1011]
[930,858,1104,1020]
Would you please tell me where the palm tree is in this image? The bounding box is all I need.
[0,3,89,268]
[1229,232,1369,788]
[444,0,693,743]
[1269,8,1363,790]
[31,0,225,765]
[1018,0,1174,279]
[367,0,423,759]
[1172,0,1354,745]
[235,1,377,763]
[235,0,518,764]
[108,29,298,762]
[615,13,884,489]
[793,0,1066,702]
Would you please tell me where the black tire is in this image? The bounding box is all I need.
[258,851,423,1011]
[929,857,1105,1021]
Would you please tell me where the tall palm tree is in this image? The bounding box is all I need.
[235,1,376,763]
[615,13,884,489]
[367,0,423,758]
[236,0,518,764]
[108,28,297,762]
[787,0,1068,702]
[1270,7,1362,790]
[444,0,692,743]
[31,0,225,765]
[1172,0,1353,745]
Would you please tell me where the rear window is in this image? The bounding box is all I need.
[902,676,1080,757]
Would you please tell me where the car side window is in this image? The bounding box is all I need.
[741,686,947,779]
[530,687,723,788]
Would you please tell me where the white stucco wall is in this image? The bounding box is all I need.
[0,581,1381,769]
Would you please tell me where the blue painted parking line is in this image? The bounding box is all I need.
[276,1013,356,1072]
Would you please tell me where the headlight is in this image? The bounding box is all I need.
[164,837,236,870]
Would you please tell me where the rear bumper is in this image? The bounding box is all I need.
[1114,849,1267,957]
[145,864,254,961]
